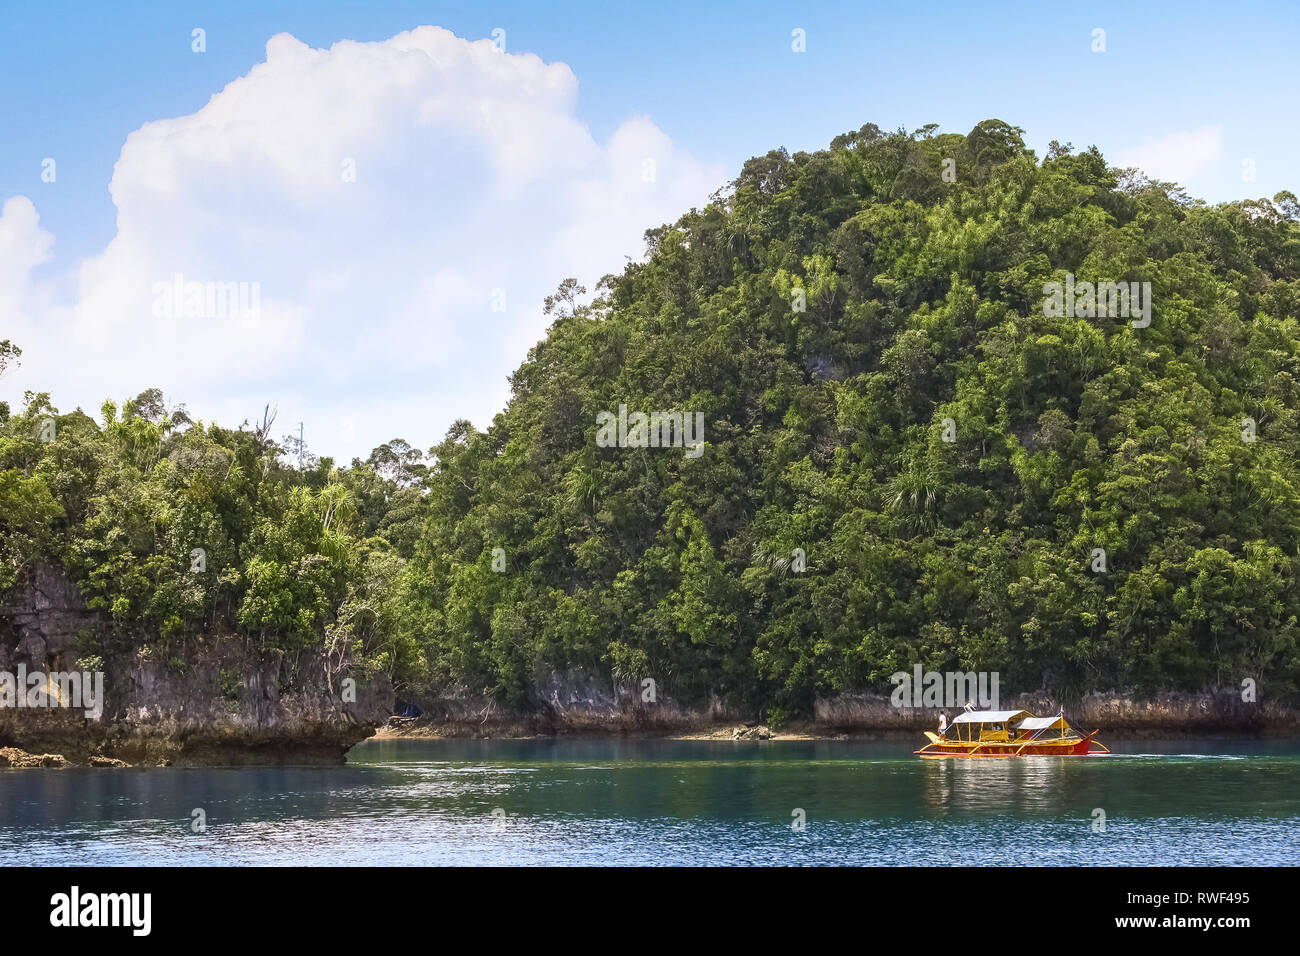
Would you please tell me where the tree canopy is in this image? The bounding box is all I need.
[4,120,1300,717]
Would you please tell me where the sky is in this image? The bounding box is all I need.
[2,0,1298,463]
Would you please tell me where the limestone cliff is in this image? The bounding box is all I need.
[391,676,1294,738]
[0,565,393,765]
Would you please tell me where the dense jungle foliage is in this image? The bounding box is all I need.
[4,120,1300,717]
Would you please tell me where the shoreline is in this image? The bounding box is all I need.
[369,720,1300,744]
[5,722,1294,768]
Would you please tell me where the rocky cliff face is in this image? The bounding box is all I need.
[404,671,741,736]
[814,690,1288,735]
[397,678,1293,738]
[0,565,393,765]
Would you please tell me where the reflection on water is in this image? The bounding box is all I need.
[923,756,1076,814]
[1,738,1296,865]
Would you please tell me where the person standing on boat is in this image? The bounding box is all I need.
[937,713,948,736]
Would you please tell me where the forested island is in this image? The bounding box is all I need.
[3,120,1299,761]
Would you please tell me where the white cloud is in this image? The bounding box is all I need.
[0,196,53,286]
[0,26,723,459]
[0,196,70,386]
[1114,125,1223,185]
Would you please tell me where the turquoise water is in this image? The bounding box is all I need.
[2,738,1297,865]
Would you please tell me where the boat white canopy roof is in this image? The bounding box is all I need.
[1014,715,1066,730]
[952,710,1030,724]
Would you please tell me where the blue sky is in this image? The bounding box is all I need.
[2,0,1298,459]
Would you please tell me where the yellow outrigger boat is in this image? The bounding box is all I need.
[915,708,1108,758]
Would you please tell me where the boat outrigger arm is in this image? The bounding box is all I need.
[915,709,1109,758]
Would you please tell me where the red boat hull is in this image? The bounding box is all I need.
[916,737,1103,757]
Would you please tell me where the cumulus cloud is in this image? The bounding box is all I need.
[0,196,68,374]
[0,197,53,286]
[0,26,724,459]
[1114,125,1223,185]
